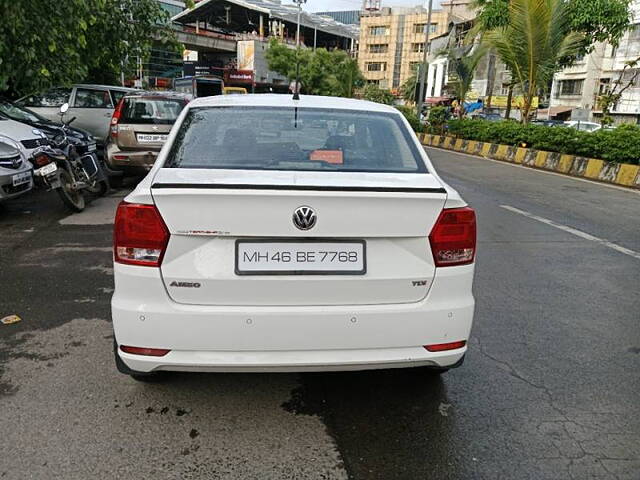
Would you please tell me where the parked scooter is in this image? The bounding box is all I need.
[29,104,110,212]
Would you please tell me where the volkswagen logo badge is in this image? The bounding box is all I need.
[293,206,317,231]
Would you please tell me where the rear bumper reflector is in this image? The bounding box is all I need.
[424,340,466,352]
[120,345,171,357]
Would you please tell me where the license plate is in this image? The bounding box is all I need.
[236,240,366,275]
[35,163,57,176]
[12,171,31,186]
[136,133,167,144]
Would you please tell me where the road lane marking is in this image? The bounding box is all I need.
[500,205,640,260]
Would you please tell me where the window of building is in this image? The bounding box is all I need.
[366,62,387,72]
[598,78,611,95]
[366,79,381,86]
[369,26,390,36]
[368,44,389,53]
[412,43,425,53]
[413,23,438,34]
[558,79,584,96]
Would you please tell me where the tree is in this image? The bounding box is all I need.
[400,72,419,104]
[362,83,395,105]
[84,0,177,86]
[265,38,364,97]
[472,0,630,52]
[446,46,487,118]
[598,56,640,125]
[471,0,631,120]
[484,0,584,123]
[0,0,175,98]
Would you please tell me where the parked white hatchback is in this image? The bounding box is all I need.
[112,94,476,380]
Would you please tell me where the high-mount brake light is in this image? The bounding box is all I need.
[110,98,125,137]
[113,202,169,267]
[429,207,476,267]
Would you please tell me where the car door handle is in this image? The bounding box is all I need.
[105,113,112,117]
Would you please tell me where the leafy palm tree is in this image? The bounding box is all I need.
[447,46,487,118]
[483,0,583,123]
[400,71,419,104]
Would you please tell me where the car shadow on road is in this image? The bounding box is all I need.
[282,368,464,480]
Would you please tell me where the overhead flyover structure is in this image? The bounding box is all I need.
[172,0,359,52]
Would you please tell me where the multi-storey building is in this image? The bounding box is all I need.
[549,1,640,123]
[358,7,451,91]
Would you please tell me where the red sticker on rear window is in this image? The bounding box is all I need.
[310,150,344,164]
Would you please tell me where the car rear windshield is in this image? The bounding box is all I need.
[164,107,427,173]
[120,97,186,125]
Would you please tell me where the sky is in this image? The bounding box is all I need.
[300,0,433,13]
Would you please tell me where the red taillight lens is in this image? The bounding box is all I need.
[34,154,51,167]
[424,340,467,352]
[110,98,124,137]
[120,345,170,357]
[114,202,169,267]
[429,206,476,267]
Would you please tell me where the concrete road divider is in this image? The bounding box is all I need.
[421,133,640,189]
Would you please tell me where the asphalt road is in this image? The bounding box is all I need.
[1,150,639,480]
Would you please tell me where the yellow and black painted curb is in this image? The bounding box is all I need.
[420,133,640,189]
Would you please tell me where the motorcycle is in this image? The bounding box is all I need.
[30,104,110,212]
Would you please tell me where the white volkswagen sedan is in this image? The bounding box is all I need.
[111,94,476,380]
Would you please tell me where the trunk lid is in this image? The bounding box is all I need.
[151,168,447,306]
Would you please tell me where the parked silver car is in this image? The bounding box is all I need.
[0,136,33,202]
[0,114,49,157]
[17,84,138,145]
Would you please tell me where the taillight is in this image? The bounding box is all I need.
[429,206,476,267]
[34,154,51,167]
[424,340,466,352]
[110,98,124,137]
[114,202,169,267]
[120,345,170,357]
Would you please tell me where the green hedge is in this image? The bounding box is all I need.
[396,106,424,133]
[446,119,640,165]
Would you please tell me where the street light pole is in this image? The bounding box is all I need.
[293,0,307,100]
[416,0,434,118]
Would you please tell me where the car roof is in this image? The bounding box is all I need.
[74,84,138,92]
[189,94,401,114]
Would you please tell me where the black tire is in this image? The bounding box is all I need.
[113,340,164,382]
[57,168,85,212]
[87,179,110,197]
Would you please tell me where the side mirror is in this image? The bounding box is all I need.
[59,103,69,115]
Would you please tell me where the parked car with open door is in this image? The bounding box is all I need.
[17,84,138,145]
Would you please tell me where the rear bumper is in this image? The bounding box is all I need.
[118,346,467,373]
[112,263,475,373]
[105,144,159,172]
